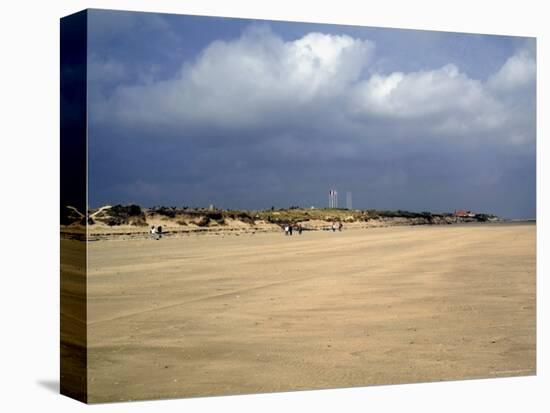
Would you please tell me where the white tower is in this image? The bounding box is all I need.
[346,191,352,210]
[329,189,338,209]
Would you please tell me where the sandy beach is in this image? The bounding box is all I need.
[77,222,535,402]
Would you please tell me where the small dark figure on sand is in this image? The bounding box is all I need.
[150,225,163,240]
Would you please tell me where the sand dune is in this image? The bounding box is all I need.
[60,205,501,241]
[78,222,535,402]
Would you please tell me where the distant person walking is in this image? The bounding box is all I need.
[297,224,303,235]
[289,224,293,236]
[331,222,336,232]
[150,225,162,240]
[338,222,343,232]
[284,224,290,236]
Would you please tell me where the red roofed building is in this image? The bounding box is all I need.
[454,209,475,217]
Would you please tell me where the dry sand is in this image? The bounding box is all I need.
[80,222,535,402]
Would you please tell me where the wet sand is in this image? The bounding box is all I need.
[83,223,535,402]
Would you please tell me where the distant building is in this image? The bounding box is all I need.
[454,209,476,217]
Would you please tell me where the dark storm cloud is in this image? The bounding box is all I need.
[87,10,536,218]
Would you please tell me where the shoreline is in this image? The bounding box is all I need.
[61,205,512,241]
[62,219,535,242]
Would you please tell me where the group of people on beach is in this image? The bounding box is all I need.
[149,221,343,240]
[284,223,301,236]
[283,221,343,236]
[283,223,303,236]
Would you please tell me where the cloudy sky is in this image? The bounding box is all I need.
[87,9,536,218]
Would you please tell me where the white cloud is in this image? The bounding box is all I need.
[91,27,535,147]
[349,45,535,142]
[350,64,498,118]
[488,45,536,92]
[93,26,374,130]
